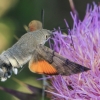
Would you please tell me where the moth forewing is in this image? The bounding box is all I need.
[34,45,90,75]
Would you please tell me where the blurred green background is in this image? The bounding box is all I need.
[0,0,99,100]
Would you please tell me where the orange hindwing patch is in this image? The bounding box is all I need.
[29,60,57,75]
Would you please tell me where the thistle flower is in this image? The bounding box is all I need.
[47,2,100,100]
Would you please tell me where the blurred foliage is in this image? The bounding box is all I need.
[0,78,44,100]
[0,0,100,100]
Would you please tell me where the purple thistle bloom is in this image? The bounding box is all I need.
[47,2,100,100]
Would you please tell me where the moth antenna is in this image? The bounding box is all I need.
[23,25,29,32]
[13,35,19,40]
[41,9,46,100]
[18,66,26,74]
[51,28,68,32]
[64,19,75,50]
[41,9,44,28]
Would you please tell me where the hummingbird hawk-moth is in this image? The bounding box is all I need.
[0,21,90,81]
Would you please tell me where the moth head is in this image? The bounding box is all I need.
[42,29,53,40]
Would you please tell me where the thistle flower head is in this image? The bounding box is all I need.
[48,2,100,100]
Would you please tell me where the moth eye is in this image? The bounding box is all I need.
[46,35,48,40]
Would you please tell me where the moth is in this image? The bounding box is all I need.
[0,20,90,81]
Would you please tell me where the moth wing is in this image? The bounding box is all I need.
[29,45,90,75]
